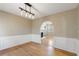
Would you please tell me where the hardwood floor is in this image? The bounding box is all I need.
[0,41,76,56]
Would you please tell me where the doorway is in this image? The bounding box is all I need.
[40,21,54,55]
[40,21,54,36]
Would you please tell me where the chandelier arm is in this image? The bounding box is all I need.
[19,3,36,19]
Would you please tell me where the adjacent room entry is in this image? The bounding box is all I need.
[40,21,54,55]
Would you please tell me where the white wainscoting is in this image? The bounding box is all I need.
[74,39,79,56]
[0,34,41,51]
[51,37,79,55]
[0,34,79,55]
[53,37,78,54]
[31,34,41,43]
[0,34,32,50]
[30,34,79,55]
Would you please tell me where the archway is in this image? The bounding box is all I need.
[40,21,54,55]
[40,21,54,38]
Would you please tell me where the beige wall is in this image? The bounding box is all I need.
[32,8,78,38]
[77,5,79,39]
[0,6,78,39]
[0,11,32,36]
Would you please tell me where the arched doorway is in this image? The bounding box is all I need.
[40,21,54,55]
[40,21,54,39]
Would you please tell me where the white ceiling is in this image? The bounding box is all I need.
[0,3,78,19]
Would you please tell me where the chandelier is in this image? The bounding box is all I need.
[19,3,35,19]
